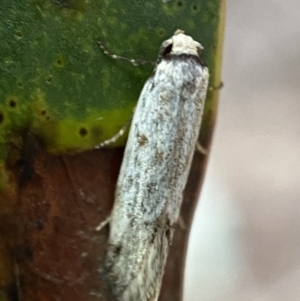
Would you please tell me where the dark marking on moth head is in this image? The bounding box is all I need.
[165,53,204,66]
[137,134,148,146]
[161,43,173,58]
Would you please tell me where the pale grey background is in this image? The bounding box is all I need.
[185,0,300,300]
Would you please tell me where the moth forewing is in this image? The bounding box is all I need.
[101,31,209,301]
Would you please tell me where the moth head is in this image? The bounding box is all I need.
[159,29,204,58]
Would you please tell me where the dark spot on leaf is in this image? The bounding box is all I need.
[14,30,23,38]
[41,110,46,115]
[79,127,88,137]
[46,75,52,83]
[193,4,198,10]
[0,112,4,124]
[56,59,63,66]
[157,28,166,37]
[17,81,23,88]
[177,1,183,7]
[9,99,17,108]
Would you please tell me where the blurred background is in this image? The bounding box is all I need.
[184,0,300,300]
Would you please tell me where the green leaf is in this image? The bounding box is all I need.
[0,0,223,152]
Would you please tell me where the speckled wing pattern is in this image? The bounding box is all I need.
[102,31,209,301]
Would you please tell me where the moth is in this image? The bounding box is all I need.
[100,30,209,301]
